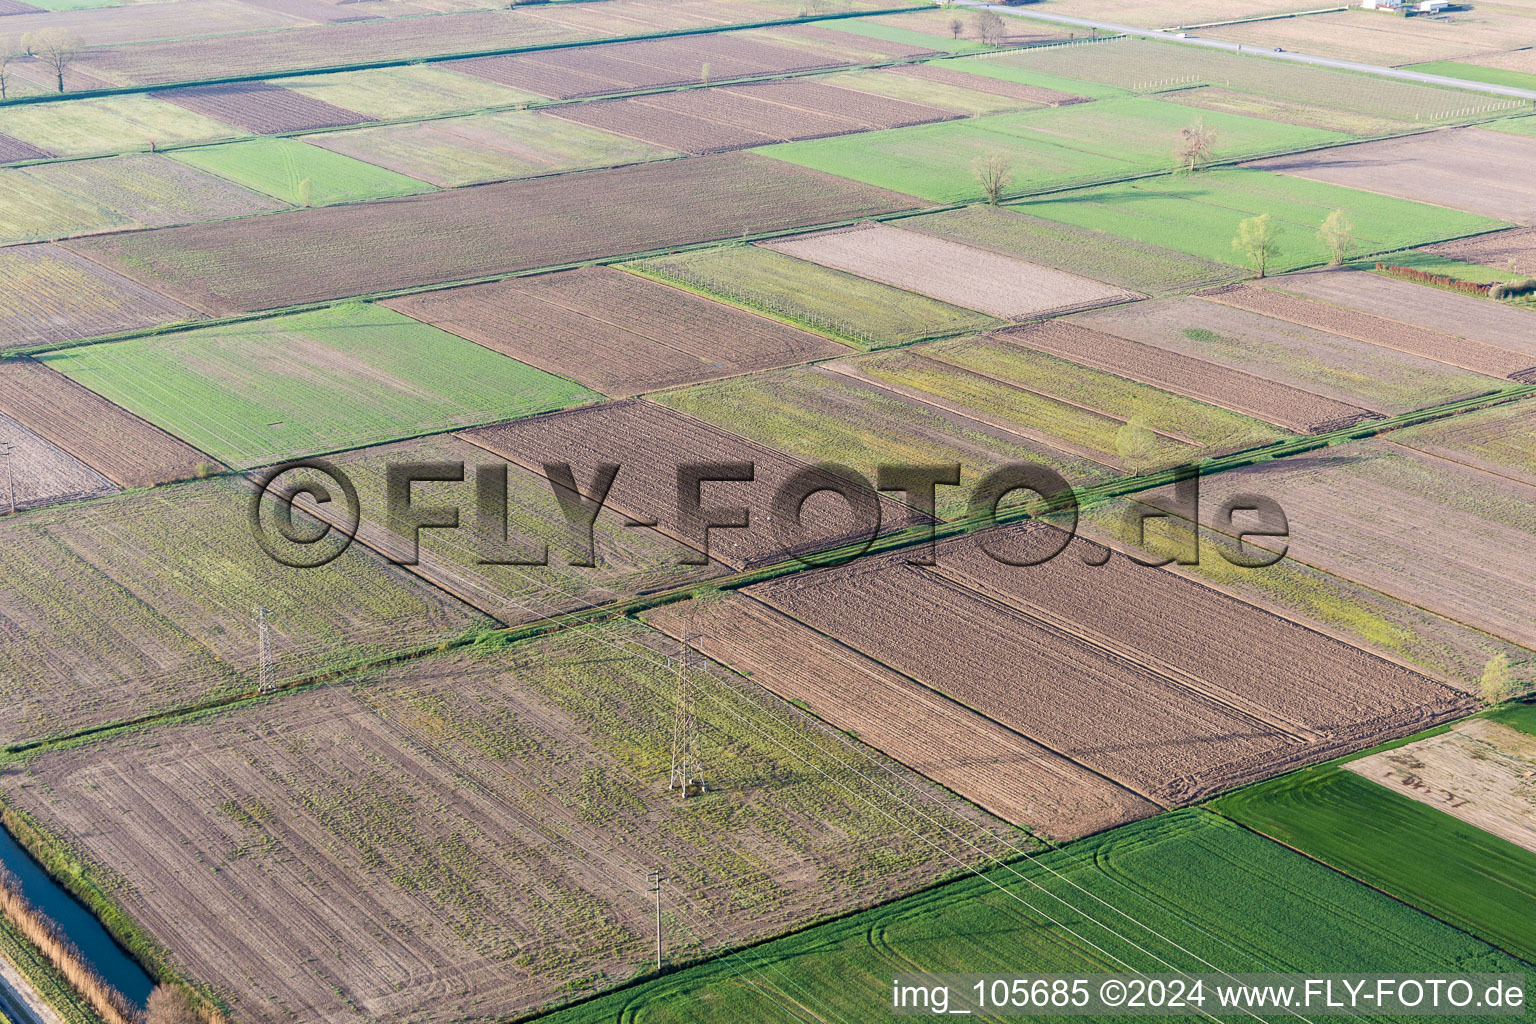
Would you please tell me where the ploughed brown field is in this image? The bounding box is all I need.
[0,132,49,164]
[1424,225,1536,275]
[998,321,1371,434]
[449,32,854,100]
[550,78,955,154]
[0,358,217,488]
[0,242,199,350]
[747,524,1469,805]
[0,411,116,513]
[0,0,304,49]
[763,22,939,60]
[886,63,1089,106]
[384,266,846,398]
[763,223,1141,319]
[160,81,374,134]
[1141,440,1536,650]
[1246,129,1536,225]
[65,153,920,313]
[1202,282,1536,381]
[646,593,1159,839]
[459,398,927,570]
[1254,269,1536,375]
[0,625,1017,1024]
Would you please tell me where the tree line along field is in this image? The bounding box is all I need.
[628,242,1004,349]
[63,154,918,313]
[748,524,1467,806]
[384,266,847,398]
[0,474,486,748]
[290,434,724,625]
[756,97,1348,203]
[537,809,1529,1023]
[36,303,597,470]
[0,243,199,350]
[0,622,1022,1024]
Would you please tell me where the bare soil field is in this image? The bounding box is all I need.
[996,321,1371,433]
[1201,282,1534,380]
[0,412,116,515]
[1076,297,1506,414]
[0,623,1016,1024]
[22,154,287,232]
[1347,718,1536,853]
[749,524,1465,805]
[385,266,845,398]
[0,243,198,350]
[235,0,381,24]
[1247,129,1536,225]
[1389,399,1536,488]
[1257,269,1536,372]
[0,133,48,165]
[886,63,1088,107]
[762,223,1139,319]
[160,81,374,134]
[1203,8,1536,66]
[758,22,939,61]
[548,98,785,154]
[0,359,216,488]
[646,593,1159,839]
[1146,440,1536,650]
[0,0,303,49]
[722,77,958,129]
[460,398,927,570]
[1425,225,1536,275]
[1020,0,1323,30]
[0,475,484,747]
[65,153,919,313]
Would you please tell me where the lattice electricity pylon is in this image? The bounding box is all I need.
[254,606,275,693]
[0,440,13,515]
[668,633,706,797]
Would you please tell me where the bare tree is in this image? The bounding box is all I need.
[1316,208,1355,265]
[145,986,200,1024]
[1233,213,1278,278]
[949,16,964,39]
[32,30,83,94]
[972,152,1012,205]
[974,10,1005,46]
[1173,118,1217,172]
[0,40,21,102]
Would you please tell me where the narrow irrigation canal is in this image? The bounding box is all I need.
[0,824,154,1008]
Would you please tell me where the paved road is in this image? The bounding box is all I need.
[950,1,1536,102]
[0,971,46,1024]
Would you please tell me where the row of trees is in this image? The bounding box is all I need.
[949,10,1007,45]
[1233,209,1355,278]
[0,31,84,100]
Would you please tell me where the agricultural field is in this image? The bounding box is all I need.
[649,367,1114,519]
[544,808,1529,1023]
[0,96,243,159]
[1253,268,1536,373]
[761,223,1140,318]
[1425,225,1536,275]
[1076,296,1508,416]
[0,171,128,246]
[1389,398,1536,487]
[1202,7,1536,67]
[629,243,1001,348]
[20,154,288,235]
[384,266,845,397]
[904,203,1244,295]
[548,79,954,155]
[0,358,216,488]
[0,624,1020,1024]
[1015,0,1325,29]
[306,112,679,188]
[1019,169,1508,273]
[0,243,199,350]
[64,153,919,313]
[757,97,1345,203]
[645,593,1158,839]
[159,81,374,134]
[0,474,485,746]
[750,525,1465,804]
[0,0,304,48]
[1248,128,1536,225]
[279,65,542,120]
[462,398,928,570]
[37,303,595,469]
[822,65,1085,117]
[0,134,50,165]
[855,7,1069,47]
[0,412,116,514]
[990,37,1526,122]
[749,22,940,63]
[1212,748,1536,964]
[1145,439,1536,649]
[168,137,436,206]
[1158,86,1417,137]
[806,12,993,54]
[1405,60,1536,92]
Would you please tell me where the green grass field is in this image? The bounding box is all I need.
[39,303,596,468]
[537,809,1529,1023]
[169,137,435,206]
[280,65,541,120]
[1486,702,1536,735]
[1018,169,1508,271]
[756,97,1344,203]
[627,244,1001,348]
[1405,61,1536,93]
[0,96,243,159]
[815,15,995,54]
[1211,762,1536,965]
[1487,115,1536,138]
